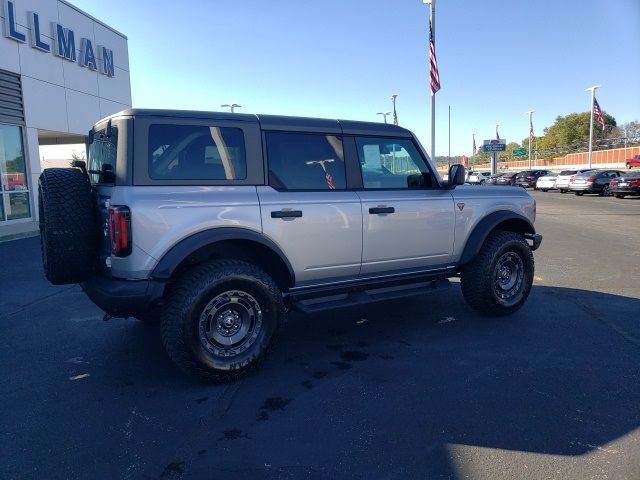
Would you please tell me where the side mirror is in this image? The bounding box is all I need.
[448,164,465,187]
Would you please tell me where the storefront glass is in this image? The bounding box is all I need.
[0,124,30,222]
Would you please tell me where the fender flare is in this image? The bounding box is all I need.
[459,211,535,265]
[151,227,295,284]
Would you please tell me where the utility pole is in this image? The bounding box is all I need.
[221,103,241,113]
[377,112,392,124]
[585,85,600,169]
[527,110,534,170]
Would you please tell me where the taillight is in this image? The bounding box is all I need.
[630,179,640,186]
[108,206,132,257]
[610,180,618,187]
[585,176,596,183]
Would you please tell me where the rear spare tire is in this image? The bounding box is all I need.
[38,168,96,285]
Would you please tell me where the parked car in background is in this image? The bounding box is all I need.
[569,169,625,196]
[515,170,550,189]
[610,171,640,198]
[468,171,491,184]
[496,172,519,186]
[536,173,558,191]
[625,154,640,169]
[488,174,502,185]
[555,169,594,193]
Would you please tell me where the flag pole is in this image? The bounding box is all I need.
[586,85,600,170]
[429,0,436,163]
[448,105,451,169]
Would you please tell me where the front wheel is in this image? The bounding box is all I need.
[560,189,567,194]
[615,194,626,199]
[542,189,548,192]
[461,231,534,316]
[160,260,286,382]
[575,192,584,196]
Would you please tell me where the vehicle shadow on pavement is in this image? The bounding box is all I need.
[1,238,639,479]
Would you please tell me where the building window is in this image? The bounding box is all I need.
[0,124,30,222]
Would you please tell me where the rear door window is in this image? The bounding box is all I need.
[148,124,246,180]
[265,132,346,190]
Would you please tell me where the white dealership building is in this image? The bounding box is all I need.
[0,0,131,238]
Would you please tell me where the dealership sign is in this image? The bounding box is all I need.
[2,0,115,77]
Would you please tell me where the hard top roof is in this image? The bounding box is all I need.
[97,109,413,137]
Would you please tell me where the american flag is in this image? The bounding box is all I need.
[593,98,605,131]
[429,19,440,95]
[325,172,335,190]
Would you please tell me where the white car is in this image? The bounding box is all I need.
[467,171,491,184]
[555,169,594,193]
[535,173,558,191]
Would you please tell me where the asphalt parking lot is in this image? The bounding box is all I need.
[1,190,639,480]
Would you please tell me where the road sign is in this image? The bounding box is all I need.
[482,143,506,152]
[513,148,527,157]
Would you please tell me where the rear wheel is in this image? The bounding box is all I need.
[160,260,286,382]
[461,231,534,316]
[38,168,96,285]
[560,189,567,194]
[600,184,612,196]
[627,163,632,169]
[542,189,548,192]
[575,192,584,196]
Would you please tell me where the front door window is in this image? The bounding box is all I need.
[0,124,30,222]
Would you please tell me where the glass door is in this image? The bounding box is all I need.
[0,124,30,223]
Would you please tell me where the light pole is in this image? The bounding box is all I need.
[377,112,392,124]
[585,85,600,169]
[527,110,534,170]
[472,132,476,167]
[391,94,398,125]
[221,103,241,113]
[448,105,451,169]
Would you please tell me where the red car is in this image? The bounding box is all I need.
[626,154,640,169]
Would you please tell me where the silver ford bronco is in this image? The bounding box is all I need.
[38,109,542,381]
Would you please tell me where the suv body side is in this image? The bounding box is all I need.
[87,110,537,315]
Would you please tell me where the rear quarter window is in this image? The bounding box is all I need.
[88,128,118,184]
[148,124,246,180]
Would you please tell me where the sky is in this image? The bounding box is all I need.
[70,0,640,157]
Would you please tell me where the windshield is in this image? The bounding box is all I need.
[87,127,118,184]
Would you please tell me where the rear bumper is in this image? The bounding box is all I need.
[81,275,165,318]
[569,184,596,192]
[525,233,543,251]
[611,186,640,194]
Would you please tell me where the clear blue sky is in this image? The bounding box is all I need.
[73,0,640,157]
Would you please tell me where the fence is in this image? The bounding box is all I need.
[469,145,640,171]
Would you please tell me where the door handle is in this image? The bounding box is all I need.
[271,209,303,219]
[369,206,395,215]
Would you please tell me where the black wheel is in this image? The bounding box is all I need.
[627,163,632,169]
[575,192,584,196]
[160,260,286,382]
[560,189,567,194]
[461,231,534,316]
[542,189,548,192]
[615,194,626,199]
[38,168,96,285]
[600,184,611,196]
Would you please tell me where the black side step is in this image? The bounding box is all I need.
[290,279,451,314]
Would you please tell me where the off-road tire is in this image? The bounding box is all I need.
[461,231,534,316]
[160,260,286,382]
[38,168,96,285]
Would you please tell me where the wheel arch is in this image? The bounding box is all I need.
[459,211,535,266]
[151,228,295,290]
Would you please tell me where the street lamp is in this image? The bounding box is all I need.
[377,112,392,124]
[527,110,535,170]
[391,94,398,125]
[221,103,242,113]
[585,85,600,169]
